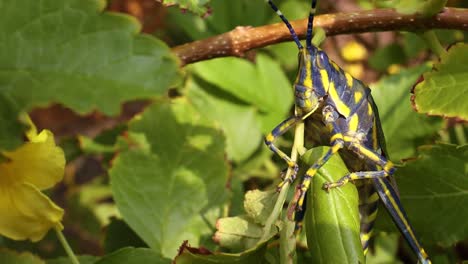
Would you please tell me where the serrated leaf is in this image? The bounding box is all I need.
[174,240,270,264]
[110,99,229,257]
[302,147,364,264]
[371,66,443,161]
[390,144,468,247]
[0,0,181,148]
[161,0,210,16]
[0,249,43,264]
[412,43,468,120]
[95,248,170,264]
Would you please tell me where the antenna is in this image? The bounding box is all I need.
[306,0,318,48]
[266,0,303,50]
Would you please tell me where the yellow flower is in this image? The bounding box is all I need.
[0,123,65,242]
[341,41,368,62]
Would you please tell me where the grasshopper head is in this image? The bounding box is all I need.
[293,48,323,116]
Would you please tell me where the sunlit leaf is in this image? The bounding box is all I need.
[412,43,468,120]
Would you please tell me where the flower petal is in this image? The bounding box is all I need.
[0,182,63,242]
[2,130,65,190]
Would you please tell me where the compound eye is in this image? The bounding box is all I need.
[315,52,326,69]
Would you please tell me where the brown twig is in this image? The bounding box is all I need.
[172,7,468,66]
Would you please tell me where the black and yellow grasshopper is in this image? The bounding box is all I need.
[264,0,431,263]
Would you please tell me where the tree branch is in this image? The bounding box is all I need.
[172,7,468,66]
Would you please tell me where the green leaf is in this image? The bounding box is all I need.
[167,0,270,40]
[266,0,311,69]
[95,248,170,264]
[214,190,277,252]
[390,143,468,247]
[395,0,447,17]
[110,99,229,257]
[371,66,443,161]
[0,249,43,264]
[47,255,99,264]
[187,78,262,162]
[366,233,402,264]
[243,190,277,225]
[368,44,407,72]
[0,94,24,150]
[103,218,147,254]
[0,0,180,115]
[174,240,270,264]
[302,147,364,264]
[161,0,210,16]
[214,215,264,251]
[412,43,468,120]
[191,54,293,134]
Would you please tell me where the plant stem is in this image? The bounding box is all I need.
[55,226,80,264]
[422,30,447,57]
[279,122,305,264]
[260,122,304,243]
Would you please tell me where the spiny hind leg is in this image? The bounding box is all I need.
[265,116,301,189]
[323,141,395,191]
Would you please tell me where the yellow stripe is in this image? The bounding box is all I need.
[354,90,363,104]
[372,120,379,150]
[360,231,373,242]
[266,133,274,142]
[363,248,369,255]
[379,178,420,247]
[384,161,394,172]
[304,57,312,87]
[368,103,373,116]
[345,72,353,88]
[330,133,343,142]
[320,69,329,91]
[357,145,380,163]
[328,82,351,117]
[349,114,359,132]
[331,61,340,71]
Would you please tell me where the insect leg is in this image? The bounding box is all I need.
[323,142,395,190]
[325,142,431,263]
[323,170,386,190]
[294,122,344,211]
[374,178,431,264]
[265,116,301,188]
